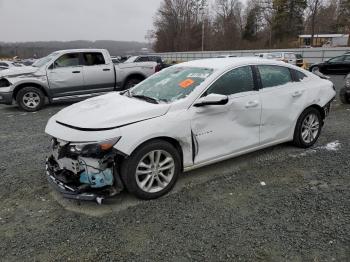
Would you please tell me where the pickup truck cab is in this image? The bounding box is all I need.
[0,49,157,111]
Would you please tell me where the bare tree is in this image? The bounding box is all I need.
[306,0,323,46]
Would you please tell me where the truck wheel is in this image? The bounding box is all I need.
[124,78,142,89]
[293,107,323,148]
[16,87,45,112]
[121,139,181,200]
[340,88,350,104]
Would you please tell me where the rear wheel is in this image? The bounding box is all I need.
[16,86,45,112]
[293,108,323,148]
[340,88,350,104]
[311,66,320,73]
[121,140,181,200]
[124,78,142,89]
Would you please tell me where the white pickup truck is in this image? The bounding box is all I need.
[0,49,158,111]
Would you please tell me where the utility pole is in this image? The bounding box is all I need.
[202,19,205,51]
[200,3,208,52]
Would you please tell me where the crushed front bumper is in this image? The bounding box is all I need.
[45,156,122,204]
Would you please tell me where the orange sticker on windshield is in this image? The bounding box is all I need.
[179,79,194,88]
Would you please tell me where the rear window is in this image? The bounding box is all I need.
[292,69,307,82]
[83,52,105,66]
[258,65,292,88]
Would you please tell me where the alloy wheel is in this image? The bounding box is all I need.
[22,91,41,109]
[135,150,175,193]
[301,113,320,144]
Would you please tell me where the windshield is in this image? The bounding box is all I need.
[130,66,214,102]
[32,52,58,67]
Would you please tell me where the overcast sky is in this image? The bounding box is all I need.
[0,0,246,42]
[0,0,163,42]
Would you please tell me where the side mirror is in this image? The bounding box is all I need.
[194,93,229,107]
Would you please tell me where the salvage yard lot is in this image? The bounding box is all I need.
[0,76,349,261]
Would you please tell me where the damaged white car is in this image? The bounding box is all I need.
[45,58,336,203]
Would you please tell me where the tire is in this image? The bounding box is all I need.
[293,107,323,148]
[311,66,320,73]
[339,88,350,104]
[121,139,181,200]
[124,78,142,89]
[16,87,45,112]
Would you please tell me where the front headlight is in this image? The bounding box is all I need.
[70,137,121,158]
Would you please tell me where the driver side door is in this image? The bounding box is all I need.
[47,52,85,98]
[189,66,261,165]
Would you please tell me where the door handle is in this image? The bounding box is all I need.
[72,71,81,74]
[292,91,303,97]
[245,100,259,108]
[103,68,111,71]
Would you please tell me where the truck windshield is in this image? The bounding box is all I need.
[32,53,58,67]
[130,67,214,102]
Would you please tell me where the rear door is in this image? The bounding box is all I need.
[82,52,115,93]
[257,65,307,144]
[47,52,84,97]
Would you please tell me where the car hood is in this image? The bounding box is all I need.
[0,66,38,78]
[53,92,171,130]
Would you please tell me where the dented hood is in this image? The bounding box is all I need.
[0,66,38,78]
[53,92,170,130]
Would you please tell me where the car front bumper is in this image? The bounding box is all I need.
[0,91,13,105]
[45,156,105,202]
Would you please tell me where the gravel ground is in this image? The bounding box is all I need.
[0,76,349,261]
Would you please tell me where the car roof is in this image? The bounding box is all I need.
[55,49,108,54]
[173,57,291,70]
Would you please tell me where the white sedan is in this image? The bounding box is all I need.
[45,58,336,202]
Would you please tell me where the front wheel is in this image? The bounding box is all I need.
[293,108,323,148]
[121,140,181,200]
[16,87,45,112]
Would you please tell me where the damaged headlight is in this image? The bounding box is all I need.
[70,137,121,158]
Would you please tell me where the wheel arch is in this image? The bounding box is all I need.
[306,104,326,120]
[120,136,184,171]
[122,73,146,88]
[13,83,49,101]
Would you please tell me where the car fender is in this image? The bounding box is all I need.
[9,76,51,98]
[115,112,193,168]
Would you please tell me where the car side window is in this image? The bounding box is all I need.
[54,53,81,68]
[328,56,344,63]
[0,62,8,67]
[344,55,350,62]
[292,69,307,82]
[258,65,292,88]
[207,66,255,96]
[83,52,105,66]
